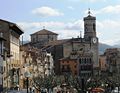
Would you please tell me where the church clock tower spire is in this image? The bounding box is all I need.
[88,8,91,15]
[84,8,96,40]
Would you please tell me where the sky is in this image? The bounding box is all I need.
[0,0,120,45]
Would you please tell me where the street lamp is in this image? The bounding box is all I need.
[24,71,31,93]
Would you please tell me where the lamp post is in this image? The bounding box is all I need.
[24,71,31,93]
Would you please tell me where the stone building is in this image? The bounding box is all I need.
[30,29,58,48]
[0,19,23,89]
[78,53,93,79]
[20,45,54,89]
[20,46,36,89]
[59,57,78,76]
[105,48,120,75]
[0,34,6,92]
[22,10,99,76]
[99,54,107,72]
[43,11,99,75]
[60,50,93,79]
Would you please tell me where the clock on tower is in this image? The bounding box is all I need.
[92,37,97,44]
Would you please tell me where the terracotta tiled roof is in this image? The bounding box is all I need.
[31,29,58,35]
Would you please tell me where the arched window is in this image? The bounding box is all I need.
[93,23,95,31]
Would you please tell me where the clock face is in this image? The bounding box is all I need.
[92,37,97,43]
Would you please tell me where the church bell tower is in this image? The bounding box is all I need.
[83,9,99,68]
[84,9,96,40]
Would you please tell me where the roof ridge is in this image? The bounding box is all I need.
[31,29,58,35]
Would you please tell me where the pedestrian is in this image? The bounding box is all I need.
[29,87,32,93]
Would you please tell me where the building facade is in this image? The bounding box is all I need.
[99,54,107,72]
[78,53,93,79]
[59,58,78,76]
[60,51,93,79]
[0,19,23,90]
[0,34,6,92]
[20,45,54,89]
[30,29,58,47]
[105,48,120,75]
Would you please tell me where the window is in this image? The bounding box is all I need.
[79,59,81,64]
[85,24,88,32]
[93,23,95,31]
[81,66,83,70]
[84,58,86,63]
[75,71,77,75]
[74,65,77,68]
[62,65,65,70]
[33,38,35,42]
[89,58,91,64]
[66,65,70,70]
[10,35,19,45]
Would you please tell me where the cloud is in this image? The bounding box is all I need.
[17,21,65,41]
[57,30,80,39]
[96,20,120,45]
[18,22,65,31]
[67,0,106,3]
[17,20,84,40]
[88,0,106,3]
[32,6,64,17]
[95,5,120,14]
[18,19,120,45]
[18,20,84,32]
[65,20,84,31]
[67,6,74,10]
